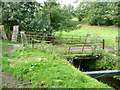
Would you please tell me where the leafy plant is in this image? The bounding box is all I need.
[91,49,119,70]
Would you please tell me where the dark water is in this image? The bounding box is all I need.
[97,77,120,90]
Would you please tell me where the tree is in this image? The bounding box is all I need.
[2,2,40,33]
[76,2,119,26]
[2,1,78,37]
[38,1,77,33]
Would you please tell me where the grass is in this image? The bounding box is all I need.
[56,25,118,47]
[0,39,21,44]
[2,45,112,88]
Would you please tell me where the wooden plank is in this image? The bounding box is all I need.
[59,37,84,39]
[56,34,87,37]
[82,34,90,53]
[26,32,52,35]
[26,35,39,36]
[33,39,52,43]
[54,40,83,42]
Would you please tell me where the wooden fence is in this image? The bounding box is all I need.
[6,31,105,52]
[20,31,105,53]
[115,36,120,51]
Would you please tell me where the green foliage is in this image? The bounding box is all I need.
[0,40,21,44]
[2,1,78,36]
[76,2,119,26]
[93,49,119,70]
[38,2,78,33]
[2,2,40,33]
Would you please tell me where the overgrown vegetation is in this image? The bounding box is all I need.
[1,44,112,88]
[1,1,119,88]
[88,49,120,80]
[89,49,119,70]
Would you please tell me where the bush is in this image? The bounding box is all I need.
[93,49,119,70]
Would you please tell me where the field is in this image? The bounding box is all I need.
[56,25,118,47]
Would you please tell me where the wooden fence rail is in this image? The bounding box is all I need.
[14,31,105,53]
[26,32,105,53]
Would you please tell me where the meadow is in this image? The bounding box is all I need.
[56,25,118,47]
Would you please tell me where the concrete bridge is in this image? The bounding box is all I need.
[83,70,120,78]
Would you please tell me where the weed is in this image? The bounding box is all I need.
[89,49,119,70]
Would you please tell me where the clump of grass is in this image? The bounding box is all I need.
[0,39,20,44]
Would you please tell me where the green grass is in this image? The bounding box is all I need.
[56,25,118,47]
[0,39,21,44]
[2,46,112,88]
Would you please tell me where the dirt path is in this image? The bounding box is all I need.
[1,42,31,88]
[2,71,31,88]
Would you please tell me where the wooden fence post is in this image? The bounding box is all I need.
[20,31,28,47]
[86,34,91,43]
[102,39,105,49]
[115,36,120,51]
[82,34,91,53]
[119,37,120,52]
[0,25,8,40]
[28,32,30,43]
[32,39,34,48]
[11,25,19,42]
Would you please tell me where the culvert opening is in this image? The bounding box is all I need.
[67,55,120,90]
[67,54,101,72]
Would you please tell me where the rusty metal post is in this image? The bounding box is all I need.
[102,39,105,49]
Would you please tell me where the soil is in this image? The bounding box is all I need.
[1,71,31,88]
[1,42,31,88]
